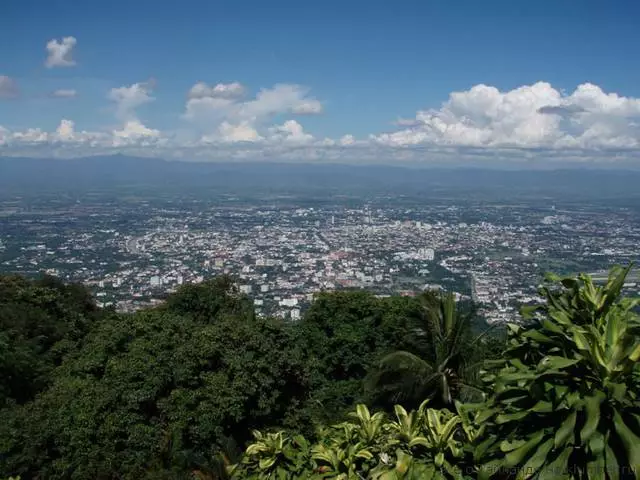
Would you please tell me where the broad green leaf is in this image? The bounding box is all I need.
[606,313,623,350]
[531,400,553,413]
[609,382,628,402]
[500,438,527,452]
[522,330,554,344]
[554,410,577,449]
[602,264,632,314]
[356,404,371,422]
[586,453,606,480]
[246,444,268,455]
[542,316,567,333]
[504,430,545,468]
[475,408,496,424]
[478,460,503,480]
[581,391,606,443]
[629,343,640,362]
[538,446,572,480]
[516,437,554,480]
[440,415,462,441]
[613,410,640,477]
[496,410,529,424]
[408,437,430,449]
[605,441,620,480]
[573,329,592,352]
[588,430,605,456]
[538,356,579,371]
[474,436,496,463]
[355,449,374,460]
[259,457,276,470]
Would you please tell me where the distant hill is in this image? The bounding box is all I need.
[2,155,640,200]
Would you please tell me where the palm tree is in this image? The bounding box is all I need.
[365,291,496,410]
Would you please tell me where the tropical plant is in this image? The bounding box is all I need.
[311,404,388,478]
[382,400,471,479]
[475,264,640,480]
[366,291,494,409]
[233,402,474,479]
[231,430,314,479]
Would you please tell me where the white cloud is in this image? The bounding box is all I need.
[291,100,323,115]
[188,81,245,99]
[0,126,9,145]
[3,81,640,165]
[373,82,640,150]
[108,81,155,121]
[55,119,75,140]
[11,128,49,144]
[184,82,323,144]
[51,89,77,98]
[112,120,161,146]
[268,120,313,144]
[0,75,19,99]
[339,134,356,146]
[215,121,263,143]
[238,84,323,119]
[45,37,77,68]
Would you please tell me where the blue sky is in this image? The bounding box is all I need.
[1,0,640,164]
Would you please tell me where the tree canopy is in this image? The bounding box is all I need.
[3,266,637,479]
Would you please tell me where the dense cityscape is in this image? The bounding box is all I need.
[2,190,639,323]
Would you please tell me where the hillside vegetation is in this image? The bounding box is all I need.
[1,266,639,479]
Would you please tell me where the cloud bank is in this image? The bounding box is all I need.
[2,81,640,165]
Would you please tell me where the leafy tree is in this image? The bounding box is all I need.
[0,274,99,408]
[296,291,389,422]
[365,292,495,411]
[162,275,254,323]
[475,264,640,480]
[1,303,311,479]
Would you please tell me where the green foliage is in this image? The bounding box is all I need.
[6,264,639,480]
[476,264,640,480]
[232,401,475,479]
[0,274,99,408]
[296,291,423,422]
[233,430,315,479]
[162,275,254,323]
[366,291,496,411]
[0,286,310,479]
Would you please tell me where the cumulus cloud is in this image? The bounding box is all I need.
[238,84,323,119]
[108,81,155,121]
[373,82,640,150]
[3,81,640,164]
[268,120,314,144]
[291,100,323,115]
[339,134,356,146]
[45,37,77,68]
[188,81,245,99]
[55,119,75,140]
[215,121,263,143]
[184,82,323,143]
[50,89,77,98]
[112,120,162,146]
[0,75,19,99]
[0,126,9,145]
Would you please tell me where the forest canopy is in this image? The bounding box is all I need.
[1,266,639,480]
